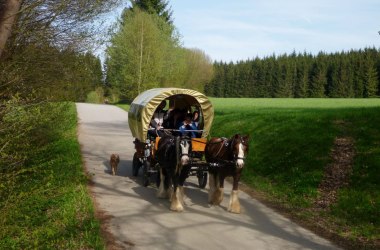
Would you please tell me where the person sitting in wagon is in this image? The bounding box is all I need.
[179,113,198,138]
[192,110,200,129]
[148,100,169,137]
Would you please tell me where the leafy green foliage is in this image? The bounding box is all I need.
[106,8,213,102]
[210,98,380,243]
[0,0,118,104]
[0,103,104,249]
[106,8,177,101]
[86,87,105,104]
[1,46,103,102]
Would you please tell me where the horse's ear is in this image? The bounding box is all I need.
[243,135,250,141]
[234,134,240,139]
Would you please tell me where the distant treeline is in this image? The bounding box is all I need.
[205,47,380,98]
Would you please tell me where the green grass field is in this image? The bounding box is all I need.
[209,98,380,248]
[0,103,105,249]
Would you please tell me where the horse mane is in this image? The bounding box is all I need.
[157,134,176,161]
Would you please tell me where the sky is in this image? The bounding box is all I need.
[168,0,380,62]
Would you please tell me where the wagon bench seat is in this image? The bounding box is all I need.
[191,138,207,152]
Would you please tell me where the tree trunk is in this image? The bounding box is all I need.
[0,0,22,59]
[137,18,144,94]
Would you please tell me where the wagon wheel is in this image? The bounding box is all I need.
[142,161,151,187]
[197,172,208,189]
[132,152,141,177]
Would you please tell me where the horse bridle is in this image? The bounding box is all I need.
[179,137,191,157]
[230,136,247,162]
[211,136,246,165]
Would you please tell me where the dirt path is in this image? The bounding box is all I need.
[76,103,341,250]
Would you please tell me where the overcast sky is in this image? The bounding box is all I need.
[170,0,380,62]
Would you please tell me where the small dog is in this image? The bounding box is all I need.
[110,154,120,175]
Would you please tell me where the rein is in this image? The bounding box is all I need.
[214,137,228,158]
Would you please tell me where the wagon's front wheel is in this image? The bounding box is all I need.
[198,172,208,189]
[132,153,140,177]
[142,161,151,187]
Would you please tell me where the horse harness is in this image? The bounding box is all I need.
[208,136,246,167]
[156,136,191,159]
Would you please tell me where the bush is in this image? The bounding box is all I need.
[86,87,104,103]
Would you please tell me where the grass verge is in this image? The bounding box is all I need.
[115,103,130,112]
[209,98,380,249]
[0,102,105,249]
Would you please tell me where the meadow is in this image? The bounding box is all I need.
[209,98,380,249]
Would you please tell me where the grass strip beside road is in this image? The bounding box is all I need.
[0,103,105,249]
[115,103,130,112]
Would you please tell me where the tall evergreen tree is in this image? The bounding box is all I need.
[294,57,309,98]
[130,0,173,24]
[364,60,379,97]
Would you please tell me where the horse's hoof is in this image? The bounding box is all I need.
[210,188,223,205]
[228,190,241,213]
[170,204,184,212]
[228,207,241,214]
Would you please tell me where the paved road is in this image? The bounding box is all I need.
[76,103,340,250]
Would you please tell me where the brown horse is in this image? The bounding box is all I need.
[155,133,192,212]
[205,134,249,213]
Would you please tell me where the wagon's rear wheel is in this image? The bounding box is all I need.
[132,153,140,177]
[197,172,207,189]
[142,161,151,187]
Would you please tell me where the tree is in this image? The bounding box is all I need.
[363,60,378,97]
[1,0,122,101]
[180,48,214,92]
[106,8,175,101]
[0,0,22,59]
[107,7,213,100]
[130,0,173,24]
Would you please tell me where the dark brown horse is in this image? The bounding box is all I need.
[205,134,249,213]
[155,133,192,212]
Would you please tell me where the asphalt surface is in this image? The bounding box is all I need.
[76,103,341,250]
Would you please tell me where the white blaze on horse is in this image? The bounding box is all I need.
[156,134,192,212]
[205,134,250,213]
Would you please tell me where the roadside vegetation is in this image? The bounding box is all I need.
[0,103,105,249]
[115,103,131,111]
[209,98,380,249]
